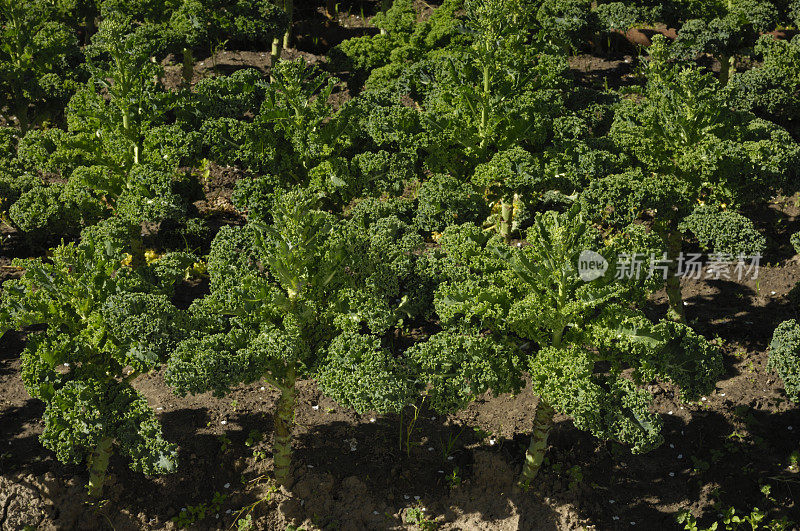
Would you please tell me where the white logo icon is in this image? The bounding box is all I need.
[578,250,608,281]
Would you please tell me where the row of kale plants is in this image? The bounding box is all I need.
[1,0,800,502]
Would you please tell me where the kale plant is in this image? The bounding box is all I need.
[587,36,800,322]
[0,0,82,131]
[0,234,195,497]
[410,206,722,485]
[769,320,800,402]
[165,191,417,487]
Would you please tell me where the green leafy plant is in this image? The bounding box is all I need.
[586,35,800,322]
[405,505,438,530]
[791,231,800,255]
[0,236,195,498]
[172,491,228,528]
[674,0,780,85]
[768,319,800,402]
[409,206,722,486]
[0,0,82,131]
[419,0,567,178]
[727,35,800,129]
[165,191,415,486]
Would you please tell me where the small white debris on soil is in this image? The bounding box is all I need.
[220,420,227,425]
[223,483,230,489]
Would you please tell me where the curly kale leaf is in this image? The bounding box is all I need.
[102,292,188,372]
[9,181,106,237]
[40,380,177,475]
[679,205,766,256]
[529,346,663,453]
[317,331,414,414]
[769,320,800,402]
[165,330,263,397]
[415,174,489,233]
[404,331,523,412]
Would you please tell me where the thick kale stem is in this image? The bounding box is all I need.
[718,54,736,86]
[282,0,293,50]
[270,39,282,82]
[499,197,513,242]
[273,367,296,487]
[87,436,114,498]
[665,229,686,324]
[552,327,563,349]
[518,399,555,487]
[181,47,194,86]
